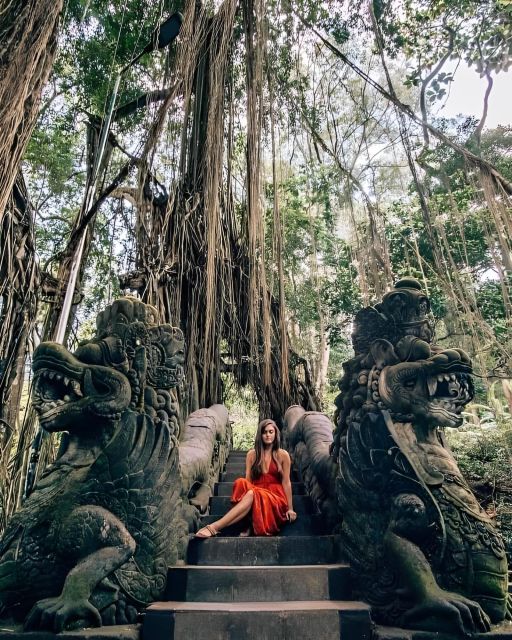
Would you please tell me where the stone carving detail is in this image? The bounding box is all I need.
[283,405,337,530]
[334,278,510,635]
[180,405,232,515]
[0,298,188,632]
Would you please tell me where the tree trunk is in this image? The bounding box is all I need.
[0,0,63,222]
[0,174,38,530]
[307,204,329,399]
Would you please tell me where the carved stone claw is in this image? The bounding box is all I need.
[24,596,102,633]
[401,591,491,636]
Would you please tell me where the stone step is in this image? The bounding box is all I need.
[218,470,246,482]
[198,513,323,537]
[187,535,342,566]
[227,451,249,458]
[209,494,314,516]
[224,462,247,470]
[214,481,305,496]
[165,564,352,602]
[143,600,372,640]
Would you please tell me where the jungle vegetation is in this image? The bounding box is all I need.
[0,0,511,537]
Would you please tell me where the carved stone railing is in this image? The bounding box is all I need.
[282,405,338,531]
[179,404,231,518]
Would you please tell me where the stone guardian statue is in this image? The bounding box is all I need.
[333,278,510,635]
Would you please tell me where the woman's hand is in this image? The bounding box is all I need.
[286,509,297,522]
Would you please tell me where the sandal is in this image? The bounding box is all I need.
[239,527,251,537]
[195,524,218,538]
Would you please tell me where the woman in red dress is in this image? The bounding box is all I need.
[195,419,297,537]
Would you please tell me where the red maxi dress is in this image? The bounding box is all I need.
[230,458,289,536]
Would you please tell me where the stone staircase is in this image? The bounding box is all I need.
[142,450,373,640]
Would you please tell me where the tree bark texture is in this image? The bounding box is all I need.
[0,174,38,526]
[0,0,63,222]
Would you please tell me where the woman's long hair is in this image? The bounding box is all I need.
[250,419,282,480]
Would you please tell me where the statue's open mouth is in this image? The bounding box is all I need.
[31,342,131,428]
[380,350,474,428]
[32,368,84,420]
[31,343,89,425]
[426,372,473,417]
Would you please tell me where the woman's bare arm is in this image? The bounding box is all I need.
[279,450,295,516]
[245,449,255,481]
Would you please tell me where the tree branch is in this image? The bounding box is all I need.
[67,157,139,252]
[419,25,455,149]
[474,66,493,148]
[112,89,171,121]
[291,5,512,195]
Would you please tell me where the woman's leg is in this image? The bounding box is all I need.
[196,490,254,537]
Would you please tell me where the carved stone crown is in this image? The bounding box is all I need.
[379,277,433,343]
[352,278,434,355]
[75,297,185,402]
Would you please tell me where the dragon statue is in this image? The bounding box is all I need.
[333,277,510,636]
[0,297,190,632]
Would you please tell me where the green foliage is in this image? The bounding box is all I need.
[448,424,512,548]
[23,0,190,325]
[21,0,512,412]
[25,111,80,195]
[263,161,360,402]
[448,421,511,479]
[475,280,509,339]
[446,386,512,548]
[321,242,363,326]
[222,375,258,451]
[57,0,184,115]
[480,126,512,178]
[386,194,493,278]
[232,424,257,452]
[24,102,85,262]
[374,0,512,76]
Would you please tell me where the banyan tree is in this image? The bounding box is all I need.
[0,0,511,538]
